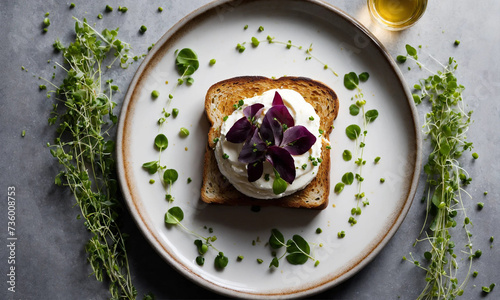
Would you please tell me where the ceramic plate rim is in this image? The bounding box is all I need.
[116,0,422,298]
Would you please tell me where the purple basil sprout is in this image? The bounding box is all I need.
[227,91,317,184]
[226,103,264,143]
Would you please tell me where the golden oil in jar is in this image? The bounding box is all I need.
[367,0,427,30]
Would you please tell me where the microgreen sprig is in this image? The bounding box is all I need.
[46,18,136,299]
[236,34,338,76]
[399,44,475,300]
[268,229,318,268]
[338,72,378,225]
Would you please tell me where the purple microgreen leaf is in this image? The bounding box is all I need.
[238,130,266,164]
[226,117,254,143]
[260,109,283,146]
[266,105,295,129]
[247,161,264,182]
[272,91,284,106]
[266,146,295,184]
[243,103,264,122]
[282,125,317,155]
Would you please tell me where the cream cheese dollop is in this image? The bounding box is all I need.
[214,89,322,199]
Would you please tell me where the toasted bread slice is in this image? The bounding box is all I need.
[201,76,339,209]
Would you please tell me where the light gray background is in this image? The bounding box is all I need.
[1,0,499,299]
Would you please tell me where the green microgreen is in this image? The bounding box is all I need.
[154,134,169,150]
[349,104,360,116]
[163,169,178,185]
[482,283,496,293]
[164,206,184,225]
[234,34,338,76]
[142,161,160,175]
[343,150,352,161]
[342,172,354,185]
[179,127,190,137]
[151,90,160,99]
[175,48,199,86]
[251,37,260,47]
[343,72,359,90]
[268,229,316,268]
[359,72,370,82]
[400,44,475,300]
[365,109,379,122]
[342,71,376,226]
[272,170,288,195]
[334,182,345,193]
[215,252,229,269]
[46,17,137,299]
[345,124,361,140]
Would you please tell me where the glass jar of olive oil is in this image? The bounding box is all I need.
[367,0,427,31]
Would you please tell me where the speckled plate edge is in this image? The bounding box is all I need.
[116,0,422,298]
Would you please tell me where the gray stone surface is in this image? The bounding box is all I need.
[0,0,499,299]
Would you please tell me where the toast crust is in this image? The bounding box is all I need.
[201,76,339,209]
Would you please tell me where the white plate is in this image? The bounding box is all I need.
[117,0,421,298]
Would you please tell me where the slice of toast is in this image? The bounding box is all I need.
[201,76,339,209]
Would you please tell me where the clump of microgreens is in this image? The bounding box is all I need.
[236,26,338,77]
[268,229,319,268]
[399,44,477,299]
[335,72,378,229]
[45,18,137,299]
[142,48,229,268]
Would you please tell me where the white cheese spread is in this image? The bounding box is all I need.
[214,89,322,199]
